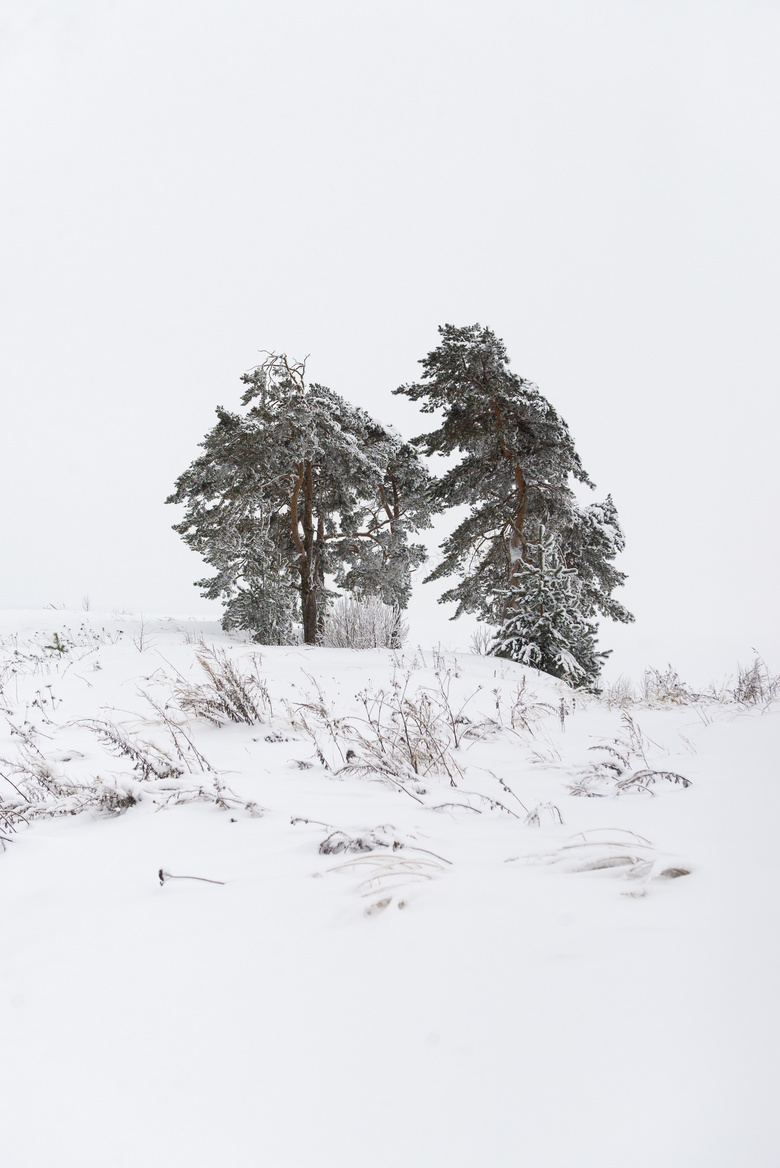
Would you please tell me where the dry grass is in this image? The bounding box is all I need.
[173,647,271,725]
[732,654,779,705]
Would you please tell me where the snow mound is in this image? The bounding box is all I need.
[1,612,777,1167]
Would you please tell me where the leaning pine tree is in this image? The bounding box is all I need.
[394,324,632,685]
[168,352,434,644]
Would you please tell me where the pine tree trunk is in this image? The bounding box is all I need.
[489,398,528,586]
[315,513,326,640]
[507,470,528,579]
[291,459,320,644]
[301,463,318,644]
[301,587,318,645]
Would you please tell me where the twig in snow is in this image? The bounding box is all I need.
[158,868,226,886]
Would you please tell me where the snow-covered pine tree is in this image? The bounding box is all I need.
[490,526,603,684]
[394,324,632,680]
[167,353,434,644]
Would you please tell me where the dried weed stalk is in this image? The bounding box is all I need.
[732,654,779,706]
[570,716,690,798]
[173,647,271,725]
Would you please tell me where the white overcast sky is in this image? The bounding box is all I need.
[1,0,778,681]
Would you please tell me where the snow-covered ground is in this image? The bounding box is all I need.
[1,611,777,1168]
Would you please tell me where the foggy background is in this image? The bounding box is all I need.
[2,0,778,683]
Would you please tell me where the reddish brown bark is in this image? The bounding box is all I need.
[488,399,528,582]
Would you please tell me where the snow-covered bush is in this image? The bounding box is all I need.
[319,597,408,650]
[469,624,495,656]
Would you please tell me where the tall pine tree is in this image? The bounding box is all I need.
[395,324,632,682]
[168,353,434,643]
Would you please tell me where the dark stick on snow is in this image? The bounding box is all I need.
[158,868,226,886]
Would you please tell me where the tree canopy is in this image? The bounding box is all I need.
[395,323,632,682]
[168,331,632,680]
[167,353,434,643]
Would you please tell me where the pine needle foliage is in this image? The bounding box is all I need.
[167,353,435,644]
[490,527,603,683]
[395,324,632,683]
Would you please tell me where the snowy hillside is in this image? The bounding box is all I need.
[1,612,778,1168]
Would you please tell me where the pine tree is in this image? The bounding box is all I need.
[168,353,434,644]
[490,527,603,684]
[394,324,632,679]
